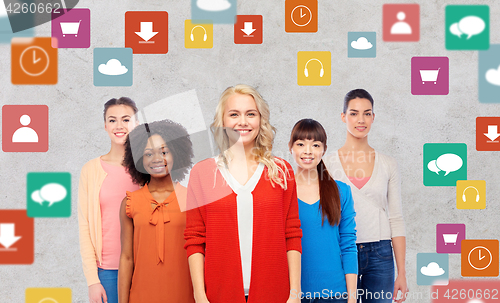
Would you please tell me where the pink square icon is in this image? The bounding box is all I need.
[436,223,465,254]
[51,8,91,48]
[411,57,449,95]
[383,4,420,42]
[2,105,48,152]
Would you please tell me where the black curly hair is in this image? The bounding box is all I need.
[123,120,194,185]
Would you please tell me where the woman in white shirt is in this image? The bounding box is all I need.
[323,89,407,303]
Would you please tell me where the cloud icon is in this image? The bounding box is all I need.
[420,262,445,276]
[351,37,373,50]
[197,0,231,12]
[98,59,128,76]
[486,65,500,86]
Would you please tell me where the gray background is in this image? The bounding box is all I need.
[1,0,500,302]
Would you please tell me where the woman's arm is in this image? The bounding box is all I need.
[338,185,358,303]
[78,165,107,303]
[286,250,301,303]
[188,253,210,303]
[386,158,407,302]
[392,236,408,303]
[118,197,134,303]
[345,274,357,303]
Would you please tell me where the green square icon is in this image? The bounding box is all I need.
[423,143,467,186]
[27,172,71,218]
[445,5,489,50]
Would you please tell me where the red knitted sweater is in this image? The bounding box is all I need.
[184,158,302,303]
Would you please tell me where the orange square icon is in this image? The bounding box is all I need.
[125,11,168,54]
[0,210,34,264]
[285,0,318,33]
[11,38,58,85]
[476,117,500,151]
[461,239,499,277]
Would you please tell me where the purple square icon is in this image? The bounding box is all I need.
[436,223,465,254]
[51,8,91,48]
[411,57,449,95]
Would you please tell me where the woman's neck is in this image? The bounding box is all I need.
[340,131,373,153]
[148,174,175,192]
[295,166,319,186]
[102,142,126,165]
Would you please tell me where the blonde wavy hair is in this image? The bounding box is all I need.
[210,84,288,189]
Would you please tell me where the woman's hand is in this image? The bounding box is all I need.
[88,283,107,303]
[393,274,408,303]
[194,294,210,303]
[286,297,300,303]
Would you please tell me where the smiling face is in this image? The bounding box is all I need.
[222,93,261,148]
[341,97,374,139]
[104,104,137,145]
[291,139,325,171]
[142,134,174,178]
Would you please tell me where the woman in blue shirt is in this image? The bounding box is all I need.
[289,119,357,303]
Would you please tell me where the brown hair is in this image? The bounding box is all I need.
[103,97,138,121]
[289,119,341,226]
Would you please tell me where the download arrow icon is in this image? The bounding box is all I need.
[0,223,22,249]
[484,125,500,142]
[135,22,158,42]
[241,22,256,36]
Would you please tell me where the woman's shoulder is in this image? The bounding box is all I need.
[80,157,103,175]
[334,180,351,195]
[375,151,398,168]
[191,157,217,172]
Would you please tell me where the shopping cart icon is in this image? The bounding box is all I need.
[442,232,459,245]
[419,68,440,84]
[60,20,82,37]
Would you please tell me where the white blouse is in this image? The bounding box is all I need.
[218,161,265,295]
[323,150,406,243]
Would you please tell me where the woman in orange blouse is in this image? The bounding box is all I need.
[118,120,195,303]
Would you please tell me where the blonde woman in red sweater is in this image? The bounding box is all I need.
[184,84,302,303]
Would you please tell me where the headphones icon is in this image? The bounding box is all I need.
[304,58,324,77]
[462,186,480,202]
[190,25,207,42]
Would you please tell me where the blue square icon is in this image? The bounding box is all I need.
[348,32,376,58]
[417,253,449,285]
[479,44,500,103]
[94,48,133,87]
[191,0,237,24]
[0,7,34,43]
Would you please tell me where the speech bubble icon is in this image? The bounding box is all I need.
[427,160,441,175]
[40,183,67,207]
[436,153,463,176]
[31,190,44,205]
[449,22,462,38]
[458,16,485,39]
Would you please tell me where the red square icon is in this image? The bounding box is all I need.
[476,117,500,151]
[383,4,420,42]
[461,239,499,277]
[234,15,263,44]
[0,210,34,264]
[125,11,168,54]
[2,105,49,152]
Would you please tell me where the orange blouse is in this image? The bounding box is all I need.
[126,184,194,303]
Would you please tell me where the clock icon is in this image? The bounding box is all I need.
[19,46,50,77]
[291,5,312,27]
[468,246,492,270]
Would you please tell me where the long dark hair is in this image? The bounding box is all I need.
[289,119,341,226]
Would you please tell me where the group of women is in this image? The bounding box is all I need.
[78,85,407,303]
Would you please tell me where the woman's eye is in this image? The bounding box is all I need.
[109,119,115,122]
[230,113,238,117]
[366,113,371,116]
[124,119,130,122]
[248,113,255,116]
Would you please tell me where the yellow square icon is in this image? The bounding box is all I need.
[297,51,331,86]
[456,180,486,209]
[185,20,213,49]
[26,288,71,303]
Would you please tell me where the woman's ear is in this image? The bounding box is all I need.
[323,144,327,155]
[341,112,346,123]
